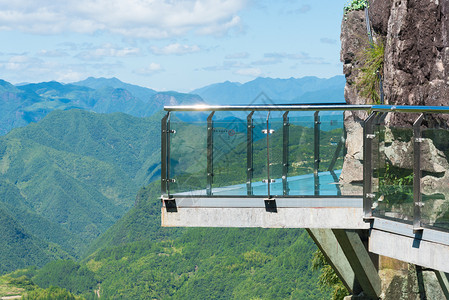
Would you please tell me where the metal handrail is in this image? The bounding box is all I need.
[164,104,449,114]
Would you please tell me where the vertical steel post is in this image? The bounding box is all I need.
[266,111,272,198]
[314,111,321,196]
[282,111,290,195]
[413,113,425,233]
[363,112,377,219]
[161,112,170,196]
[206,111,215,196]
[247,111,254,195]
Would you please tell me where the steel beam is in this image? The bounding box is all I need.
[247,111,254,195]
[363,112,377,219]
[206,111,215,196]
[314,111,321,195]
[413,113,424,233]
[282,111,290,195]
[161,112,170,196]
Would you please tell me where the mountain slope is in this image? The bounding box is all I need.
[0,78,205,135]
[191,75,346,104]
[0,109,163,261]
[0,203,70,274]
[33,182,330,299]
[72,77,157,102]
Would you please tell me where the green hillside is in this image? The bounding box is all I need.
[0,109,164,269]
[6,182,330,299]
[0,204,70,274]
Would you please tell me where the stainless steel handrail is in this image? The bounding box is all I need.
[164,104,449,113]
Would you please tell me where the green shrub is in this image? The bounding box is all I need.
[312,250,349,300]
[356,38,385,104]
[344,0,367,13]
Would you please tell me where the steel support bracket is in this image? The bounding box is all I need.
[162,197,177,212]
[264,198,277,213]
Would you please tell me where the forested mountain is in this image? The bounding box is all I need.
[0,78,204,135]
[190,75,345,105]
[0,182,330,299]
[0,109,166,271]
[0,75,345,297]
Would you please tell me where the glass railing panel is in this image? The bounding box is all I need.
[169,114,207,195]
[373,124,414,224]
[211,114,247,195]
[251,112,270,196]
[267,117,284,197]
[336,111,364,197]
[319,111,345,195]
[286,112,315,195]
[421,123,449,231]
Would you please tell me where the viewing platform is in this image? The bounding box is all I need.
[160,103,449,298]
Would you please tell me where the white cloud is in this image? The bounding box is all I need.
[225,52,249,59]
[75,44,140,61]
[57,70,85,83]
[151,43,200,55]
[134,62,164,76]
[0,0,247,38]
[320,38,337,45]
[234,67,262,77]
[37,49,69,57]
[264,52,327,64]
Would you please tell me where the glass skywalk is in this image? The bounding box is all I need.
[161,104,449,233]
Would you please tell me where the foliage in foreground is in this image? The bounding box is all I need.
[312,250,349,300]
[21,286,84,300]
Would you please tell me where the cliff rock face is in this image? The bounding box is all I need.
[371,0,449,110]
[340,1,449,298]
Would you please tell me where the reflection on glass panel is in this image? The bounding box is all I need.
[319,111,345,196]
[169,116,207,195]
[251,113,270,196]
[286,112,314,195]
[421,125,449,231]
[268,118,284,197]
[212,116,247,193]
[373,125,414,224]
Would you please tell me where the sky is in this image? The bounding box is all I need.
[0,0,348,92]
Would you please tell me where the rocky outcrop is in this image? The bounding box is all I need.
[340,2,449,298]
[370,0,449,110]
[341,0,449,184]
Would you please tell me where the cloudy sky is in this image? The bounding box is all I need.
[0,0,348,91]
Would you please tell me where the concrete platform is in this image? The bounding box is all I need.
[161,196,369,229]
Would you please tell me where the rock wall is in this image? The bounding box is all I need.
[340,1,449,298]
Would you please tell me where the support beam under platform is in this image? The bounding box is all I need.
[307,228,362,295]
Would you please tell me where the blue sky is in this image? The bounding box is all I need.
[0,0,348,92]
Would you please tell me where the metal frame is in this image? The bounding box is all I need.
[413,113,425,233]
[164,104,449,113]
[162,103,449,235]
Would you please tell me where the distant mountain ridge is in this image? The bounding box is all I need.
[0,77,204,135]
[0,76,345,135]
[190,75,345,104]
